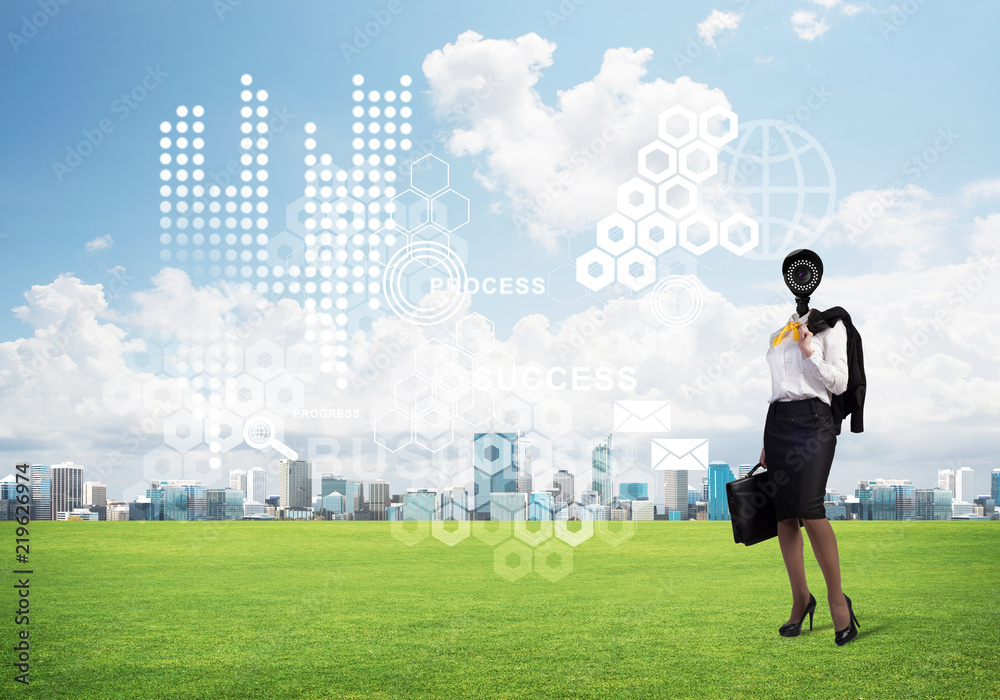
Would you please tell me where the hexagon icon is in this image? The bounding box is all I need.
[204,409,243,453]
[285,195,316,236]
[245,339,284,379]
[616,177,656,221]
[678,141,718,184]
[387,189,429,232]
[183,452,215,480]
[374,409,413,452]
[102,375,143,417]
[678,213,720,255]
[414,339,455,382]
[637,141,678,183]
[698,105,738,149]
[472,519,512,546]
[142,376,186,418]
[719,213,760,255]
[266,229,305,265]
[495,395,533,432]
[163,409,204,453]
[534,539,574,582]
[657,177,698,219]
[394,374,432,416]
[596,212,636,256]
[554,519,594,547]
[575,248,616,292]
[616,248,657,292]
[414,408,453,452]
[390,518,429,547]
[142,444,183,482]
[657,105,698,147]
[430,189,470,231]
[431,519,471,547]
[514,520,554,547]
[409,222,450,251]
[455,312,495,357]
[224,373,265,417]
[531,397,573,439]
[494,539,533,582]
[265,374,305,415]
[637,212,678,255]
[410,154,449,196]
[596,519,638,546]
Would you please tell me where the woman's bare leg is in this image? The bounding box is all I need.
[777,518,811,624]
[802,517,850,630]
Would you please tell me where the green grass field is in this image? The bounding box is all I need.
[1,520,997,699]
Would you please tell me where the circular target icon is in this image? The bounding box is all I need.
[382,240,468,326]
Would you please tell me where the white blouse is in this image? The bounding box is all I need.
[766,310,849,405]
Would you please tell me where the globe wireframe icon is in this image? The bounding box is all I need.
[718,119,836,260]
[247,421,271,445]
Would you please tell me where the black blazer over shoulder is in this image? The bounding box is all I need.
[810,306,866,435]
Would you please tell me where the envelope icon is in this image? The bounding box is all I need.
[651,438,709,471]
[614,400,671,433]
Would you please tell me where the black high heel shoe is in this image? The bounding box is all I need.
[779,593,816,637]
[834,593,860,646]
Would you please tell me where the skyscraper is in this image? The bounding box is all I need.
[490,492,527,520]
[708,462,734,521]
[528,491,553,520]
[552,470,574,504]
[403,488,437,520]
[229,469,247,496]
[83,482,107,507]
[516,431,533,493]
[473,432,518,520]
[279,459,312,510]
[440,487,468,520]
[247,467,267,503]
[51,462,84,518]
[320,475,363,514]
[992,469,999,505]
[591,434,613,505]
[664,470,688,516]
[620,482,648,500]
[937,469,956,496]
[955,467,975,503]
[369,479,390,521]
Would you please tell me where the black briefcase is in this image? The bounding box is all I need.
[726,463,778,546]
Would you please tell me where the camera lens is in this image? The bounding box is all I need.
[793,264,812,285]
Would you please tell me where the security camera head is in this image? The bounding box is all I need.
[782,248,823,317]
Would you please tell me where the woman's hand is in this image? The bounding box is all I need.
[759,447,766,469]
[797,324,814,358]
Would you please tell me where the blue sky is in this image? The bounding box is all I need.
[2,0,999,501]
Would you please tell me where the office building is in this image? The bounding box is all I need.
[889,482,916,520]
[323,491,346,516]
[369,479,390,521]
[632,500,655,520]
[30,465,52,520]
[280,459,312,510]
[992,469,999,505]
[321,475,363,515]
[580,489,599,506]
[403,488,437,520]
[528,491,553,521]
[229,469,247,496]
[664,470,688,517]
[57,507,98,521]
[51,462,84,518]
[738,464,755,479]
[248,467,267,503]
[516,431,533,494]
[955,467,975,504]
[579,503,610,521]
[107,504,130,521]
[207,488,244,520]
[440,487,468,520]
[873,486,896,520]
[473,432,518,520]
[937,468,955,496]
[591,435,613,506]
[611,499,632,521]
[83,482,107,507]
[708,462,734,521]
[620,482,648,501]
[490,492,527,521]
[915,488,953,520]
[553,470,574,505]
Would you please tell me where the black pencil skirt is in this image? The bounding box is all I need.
[763,397,837,521]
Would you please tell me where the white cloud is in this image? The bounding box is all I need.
[422,31,731,251]
[960,176,1000,206]
[85,234,114,253]
[791,10,831,40]
[697,10,743,48]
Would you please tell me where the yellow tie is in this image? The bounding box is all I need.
[772,321,802,346]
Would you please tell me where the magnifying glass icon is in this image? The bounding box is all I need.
[242,415,298,460]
